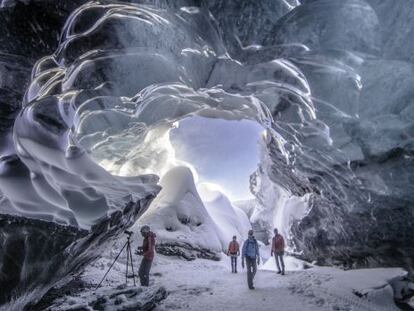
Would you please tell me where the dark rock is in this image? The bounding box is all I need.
[45,285,167,311]
[290,193,414,272]
[0,193,156,309]
[0,0,90,136]
[0,1,88,61]
[25,276,91,311]
[0,214,88,305]
[155,242,221,261]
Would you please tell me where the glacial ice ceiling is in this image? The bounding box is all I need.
[0,0,413,267]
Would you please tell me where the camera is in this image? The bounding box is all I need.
[124,230,133,236]
[135,246,143,256]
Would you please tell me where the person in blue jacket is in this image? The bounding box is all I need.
[241,229,260,289]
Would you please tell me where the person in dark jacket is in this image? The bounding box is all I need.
[227,235,240,273]
[136,225,156,286]
[241,230,260,289]
[271,228,285,275]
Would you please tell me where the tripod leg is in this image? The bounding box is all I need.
[126,243,129,286]
[96,241,128,290]
[128,242,136,286]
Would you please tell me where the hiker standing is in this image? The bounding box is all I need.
[241,230,260,290]
[136,225,156,286]
[227,235,240,273]
[271,228,285,275]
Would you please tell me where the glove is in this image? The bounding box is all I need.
[271,251,273,257]
[242,261,245,269]
[257,258,260,265]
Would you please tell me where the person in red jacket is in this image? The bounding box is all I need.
[271,228,285,275]
[136,225,156,286]
[227,235,240,273]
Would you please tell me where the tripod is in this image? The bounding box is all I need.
[96,232,136,290]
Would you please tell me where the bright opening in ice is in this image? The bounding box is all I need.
[170,116,264,202]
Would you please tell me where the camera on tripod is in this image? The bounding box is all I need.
[124,230,133,236]
[96,229,136,289]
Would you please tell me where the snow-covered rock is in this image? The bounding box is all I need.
[49,285,167,311]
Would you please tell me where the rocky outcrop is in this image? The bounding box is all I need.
[45,285,167,311]
[155,242,221,261]
[290,194,414,271]
[0,194,156,310]
[0,214,88,305]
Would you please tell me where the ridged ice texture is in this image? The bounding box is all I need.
[137,0,414,268]
[0,0,413,267]
[2,2,281,228]
[252,0,414,268]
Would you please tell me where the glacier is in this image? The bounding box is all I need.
[0,0,413,308]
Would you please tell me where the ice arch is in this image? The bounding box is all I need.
[5,2,299,229]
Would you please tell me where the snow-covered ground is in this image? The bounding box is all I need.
[60,252,406,311]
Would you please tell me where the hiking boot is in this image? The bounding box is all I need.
[281,271,285,275]
[277,271,281,274]
[249,286,255,290]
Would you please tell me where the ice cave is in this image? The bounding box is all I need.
[0,0,413,310]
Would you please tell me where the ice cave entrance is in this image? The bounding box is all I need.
[170,115,264,203]
[132,115,268,259]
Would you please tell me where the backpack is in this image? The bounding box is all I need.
[245,238,258,258]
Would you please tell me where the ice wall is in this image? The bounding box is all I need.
[248,0,414,268]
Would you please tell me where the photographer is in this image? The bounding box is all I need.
[135,225,156,286]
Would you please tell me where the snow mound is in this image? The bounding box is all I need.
[135,167,252,254]
[198,182,251,244]
[135,166,224,252]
